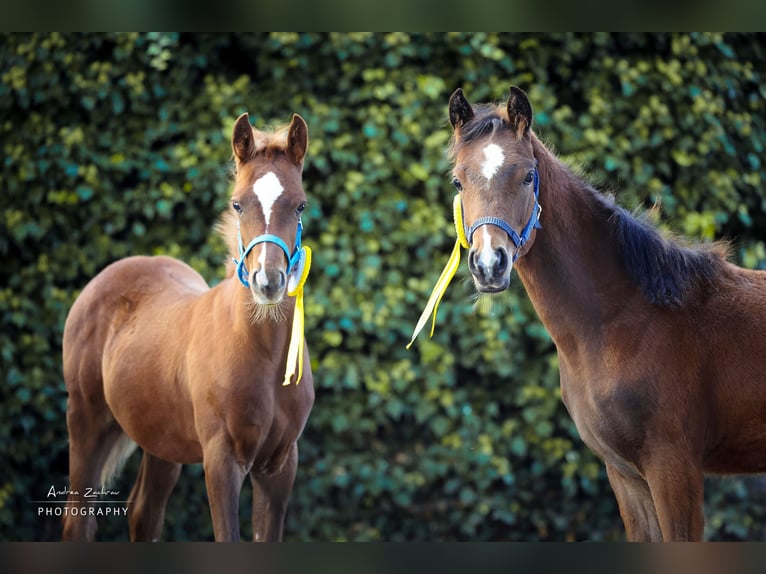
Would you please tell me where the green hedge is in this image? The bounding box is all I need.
[2,33,765,541]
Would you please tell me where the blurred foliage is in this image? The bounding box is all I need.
[1,33,766,542]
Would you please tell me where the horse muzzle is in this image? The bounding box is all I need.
[467,245,511,293]
[234,219,304,306]
[250,266,288,304]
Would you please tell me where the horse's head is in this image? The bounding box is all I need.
[448,86,541,293]
[229,113,309,311]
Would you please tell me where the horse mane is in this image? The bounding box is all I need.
[251,123,291,156]
[448,102,731,309]
[216,211,238,279]
[594,192,730,308]
[448,103,508,161]
[528,130,732,310]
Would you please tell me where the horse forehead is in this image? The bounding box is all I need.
[479,142,505,180]
[252,171,285,226]
[457,138,509,175]
[461,137,532,181]
[252,171,284,202]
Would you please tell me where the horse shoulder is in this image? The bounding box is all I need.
[559,303,711,468]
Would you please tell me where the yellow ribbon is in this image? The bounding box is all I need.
[453,192,470,250]
[283,246,312,386]
[407,195,468,349]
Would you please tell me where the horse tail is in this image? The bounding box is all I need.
[100,433,138,488]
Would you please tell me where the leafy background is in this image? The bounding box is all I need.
[2,32,765,541]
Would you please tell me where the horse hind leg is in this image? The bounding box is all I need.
[605,462,662,541]
[62,397,137,541]
[250,442,298,542]
[128,452,182,541]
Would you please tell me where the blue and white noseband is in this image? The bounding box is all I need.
[407,168,543,349]
[233,219,304,289]
[462,168,542,262]
[233,216,312,387]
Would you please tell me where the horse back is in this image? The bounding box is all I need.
[567,264,766,475]
[63,255,208,405]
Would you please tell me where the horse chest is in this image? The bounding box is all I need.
[559,367,651,474]
[232,386,311,437]
[205,376,314,468]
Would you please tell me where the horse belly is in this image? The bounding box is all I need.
[93,257,207,464]
[704,384,766,473]
[702,323,766,474]
[103,341,204,465]
[704,441,766,474]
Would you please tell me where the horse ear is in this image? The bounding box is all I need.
[232,113,255,162]
[287,114,309,166]
[449,88,474,130]
[507,86,533,139]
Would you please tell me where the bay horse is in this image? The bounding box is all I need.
[61,113,315,541]
[410,86,766,541]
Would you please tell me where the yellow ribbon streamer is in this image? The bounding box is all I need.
[283,246,312,386]
[406,195,467,349]
[406,237,462,349]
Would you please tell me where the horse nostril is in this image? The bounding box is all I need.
[468,250,478,274]
[253,268,287,300]
[262,271,286,297]
[495,247,508,275]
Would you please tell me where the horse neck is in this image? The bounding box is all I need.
[514,135,632,355]
[212,276,295,352]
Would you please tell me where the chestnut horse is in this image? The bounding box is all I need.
[410,86,766,541]
[62,113,315,541]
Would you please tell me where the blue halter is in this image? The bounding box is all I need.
[233,220,303,288]
[465,168,542,262]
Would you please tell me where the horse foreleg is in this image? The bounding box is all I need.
[202,437,247,541]
[644,453,705,541]
[250,442,298,542]
[605,462,662,541]
[128,452,182,541]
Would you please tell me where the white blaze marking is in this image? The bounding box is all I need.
[253,245,269,289]
[252,171,284,228]
[477,226,497,269]
[481,143,504,181]
[254,254,268,287]
[251,171,284,283]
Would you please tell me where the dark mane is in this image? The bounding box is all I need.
[448,104,507,160]
[599,195,729,308]
[453,108,731,309]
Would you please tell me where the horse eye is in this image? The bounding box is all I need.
[452,177,463,192]
[295,202,306,216]
[523,171,535,186]
[232,200,243,214]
